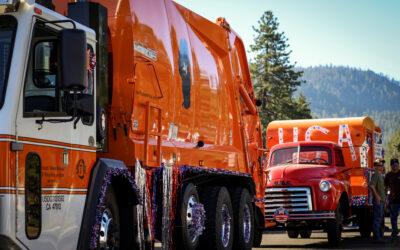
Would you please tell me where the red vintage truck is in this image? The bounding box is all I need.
[263,117,383,245]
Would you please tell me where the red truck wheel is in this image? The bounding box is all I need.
[327,203,343,246]
[357,207,373,238]
[300,230,312,238]
[287,230,299,238]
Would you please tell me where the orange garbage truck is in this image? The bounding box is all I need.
[0,0,265,249]
[263,117,383,246]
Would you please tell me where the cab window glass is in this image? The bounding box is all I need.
[24,23,61,115]
[0,16,17,109]
[82,45,94,125]
[33,41,57,88]
[335,149,345,166]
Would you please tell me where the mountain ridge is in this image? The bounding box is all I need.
[296,65,400,145]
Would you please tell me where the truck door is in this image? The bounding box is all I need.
[14,19,96,249]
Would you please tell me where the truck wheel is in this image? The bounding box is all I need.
[300,230,312,238]
[287,230,299,238]
[99,186,121,249]
[199,186,234,250]
[357,207,372,238]
[230,188,254,250]
[253,229,263,247]
[327,203,342,246]
[175,183,201,250]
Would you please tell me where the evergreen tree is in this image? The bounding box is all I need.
[386,124,400,172]
[250,11,311,138]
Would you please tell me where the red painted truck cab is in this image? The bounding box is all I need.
[262,117,384,246]
[265,141,349,220]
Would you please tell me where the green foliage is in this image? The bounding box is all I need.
[250,11,312,138]
[297,65,400,146]
[386,125,400,171]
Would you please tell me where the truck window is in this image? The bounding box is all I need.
[270,146,332,167]
[0,16,17,109]
[335,149,345,166]
[24,22,62,115]
[24,21,92,120]
[81,45,94,125]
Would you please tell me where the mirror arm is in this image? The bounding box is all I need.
[35,91,81,129]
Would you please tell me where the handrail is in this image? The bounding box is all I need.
[143,101,162,167]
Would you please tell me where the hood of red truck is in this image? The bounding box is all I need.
[266,164,332,183]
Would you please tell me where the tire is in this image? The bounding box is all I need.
[253,229,263,247]
[287,230,299,238]
[199,186,234,250]
[327,203,343,246]
[357,206,372,238]
[99,186,121,249]
[300,230,312,238]
[230,188,254,250]
[175,183,201,250]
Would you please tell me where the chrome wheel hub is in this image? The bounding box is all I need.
[186,195,198,243]
[99,208,114,249]
[221,204,231,247]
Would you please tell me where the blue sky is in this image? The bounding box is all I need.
[174,0,400,81]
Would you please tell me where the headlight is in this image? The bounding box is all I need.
[319,180,332,192]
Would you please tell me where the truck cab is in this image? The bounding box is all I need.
[265,141,349,221]
[1,1,98,248]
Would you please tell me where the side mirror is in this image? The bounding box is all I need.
[58,29,87,91]
[65,93,94,117]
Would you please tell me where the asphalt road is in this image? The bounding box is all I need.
[257,217,400,250]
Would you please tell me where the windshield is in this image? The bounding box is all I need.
[270,146,332,167]
[0,15,17,109]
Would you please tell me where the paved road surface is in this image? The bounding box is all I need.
[257,217,400,250]
[154,217,400,249]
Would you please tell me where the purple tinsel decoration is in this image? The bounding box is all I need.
[190,202,206,237]
[180,165,252,179]
[89,168,141,249]
[221,205,231,246]
[243,205,251,242]
[253,197,265,203]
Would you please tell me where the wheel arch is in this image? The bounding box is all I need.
[77,158,140,250]
[339,191,350,219]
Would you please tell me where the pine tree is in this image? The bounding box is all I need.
[250,11,311,138]
[386,123,400,172]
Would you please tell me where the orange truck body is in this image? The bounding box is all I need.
[263,117,383,242]
[0,0,264,248]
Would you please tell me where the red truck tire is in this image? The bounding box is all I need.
[327,203,343,246]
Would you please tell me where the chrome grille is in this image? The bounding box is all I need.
[264,187,312,214]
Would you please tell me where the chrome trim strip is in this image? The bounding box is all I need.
[42,188,87,192]
[19,140,96,152]
[266,198,308,203]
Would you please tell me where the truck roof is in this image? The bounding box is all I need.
[270,141,338,151]
[266,116,381,149]
[268,116,379,132]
